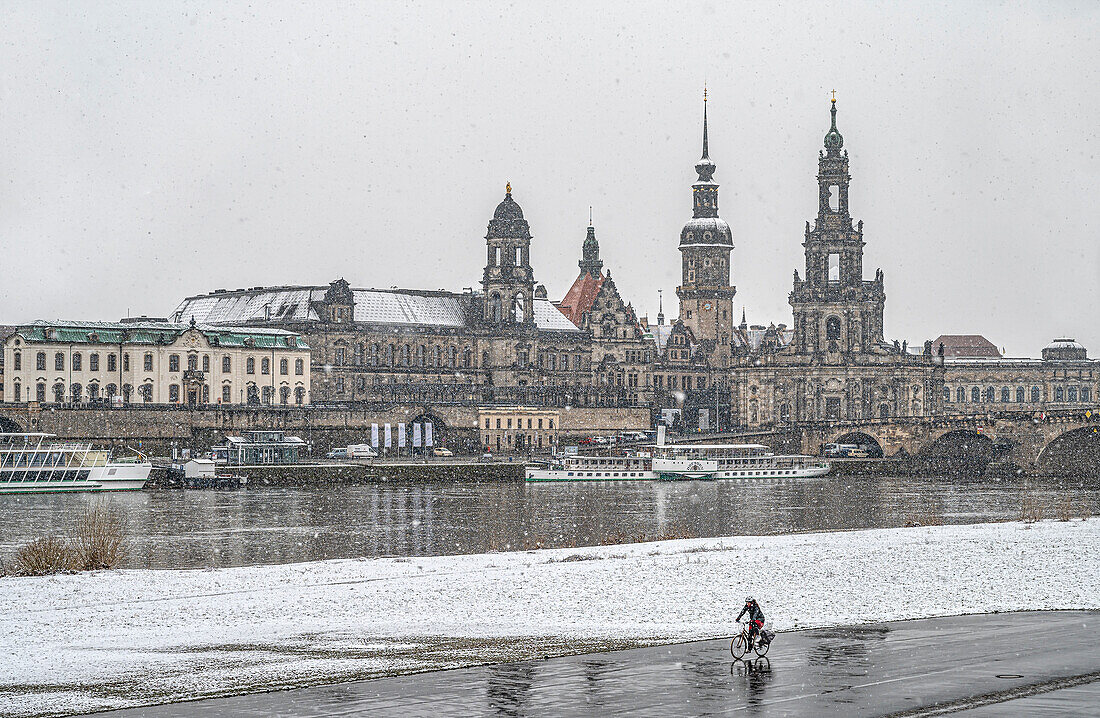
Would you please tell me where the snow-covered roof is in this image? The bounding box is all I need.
[172,285,580,333]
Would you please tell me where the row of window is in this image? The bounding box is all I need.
[13,351,304,376]
[7,380,306,405]
[485,417,556,430]
[333,343,483,369]
[653,375,707,391]
[944,385,1094,404]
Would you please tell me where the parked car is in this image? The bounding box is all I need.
[480,451,494,461]
[347,444,378,458]
[432,447,453,457]
[326,448,348,459]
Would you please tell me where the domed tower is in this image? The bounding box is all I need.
[789,97,885,358]
[578,222,603,278]
[482,183,536,326]
[676,91,736,362]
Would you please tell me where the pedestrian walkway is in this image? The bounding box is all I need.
[97,611,1100,717]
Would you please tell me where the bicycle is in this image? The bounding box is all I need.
[730,621,771,659]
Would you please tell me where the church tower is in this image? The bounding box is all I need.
[676,92,736,364]
[578,222,603,278]
[789,97,885,359]
[482,183,536,326]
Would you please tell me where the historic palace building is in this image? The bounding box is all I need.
[157,94,1095,443]
[2,320,310,406]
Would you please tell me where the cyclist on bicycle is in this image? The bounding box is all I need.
[736,596,766,647]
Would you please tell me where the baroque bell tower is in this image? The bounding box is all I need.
[789,97,885,359]
[676,91,736,364]
[482,183,536,326]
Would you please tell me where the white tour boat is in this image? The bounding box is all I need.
[0,433,152,494]
[650,442,831,480]
[526,431,830,482]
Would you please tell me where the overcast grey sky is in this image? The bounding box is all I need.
[1,1,1096,356]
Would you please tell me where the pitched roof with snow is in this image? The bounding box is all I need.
[933,335,1002,358]
[172,285,580,333]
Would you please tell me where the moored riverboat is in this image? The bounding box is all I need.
[0,433,152,494]
[526,443,830,482]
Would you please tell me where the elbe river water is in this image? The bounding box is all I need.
[1,474,1096,570]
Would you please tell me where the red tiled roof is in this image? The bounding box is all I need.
[933,334,1002,358]
[558,272,605,327]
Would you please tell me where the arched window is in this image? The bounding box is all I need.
[36,352,46,370]
[201,385,210,404]
[139,384,153,402]
[385,344,394,366]
[1031,386,1041,402]
[36,382,46,403]
[246,384,259,405]
[401,345,410,367]
[825,316,841,341]
[513,292,526,322]
[1016,387,1025,403]
[294,386,305,405]
[490,293,502,323]
[122,384,133,403]
[942,386,951,402]
[71,383,83,402]
[55,352,65,371]
[957,386,966,403]
[87,383,99,400]
[416,345,425,367]
[168,354,179,372]
[202,355,210,372]
[779,403,791,423]
[169,384,180,403]
[261,358,270,375]
[463,348,472,368]
[261,386,274,405]
[971,386,981,403]
[221,384,231,403]
[89,353,98,372]
[1082,387,1092,403]
[246,357,256,374]
[187,354,198,371]
[106,384,117,399]
[434,346,442,367]
[12,351,20,371]
[294,358,304,375]
[353,344,364,365]
[984,387,995,403]
[53,382,65,403]
[449,346,457,368]
[107,354,117,372]
[1068,386,1078,402]
[280,358,288,375]
[72,353,82,371]
[222,356,231,373]
[482,351,490,369]
[879,403,890,419]
[279,386,290,405]
[144,353,153,371]
[12,381,20,402]
[1055,386,1064,402]
[1000,387,1011,402]
[369,344,379,367]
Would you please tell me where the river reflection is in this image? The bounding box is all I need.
[0,474,1095,570]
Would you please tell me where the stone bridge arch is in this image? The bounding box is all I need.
[1036,425,1100,477]
[0,414,25,433]
[832,431,885,458]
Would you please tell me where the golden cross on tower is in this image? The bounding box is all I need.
[703,85,708,102]
[506,181,511,194]
[830,89,836,101]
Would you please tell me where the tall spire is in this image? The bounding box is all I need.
[657,289,665,326]
[579,220,603,278]
[695,89,716,183]
[701,87,709,159]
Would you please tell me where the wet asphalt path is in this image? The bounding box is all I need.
[97,611,1099,717]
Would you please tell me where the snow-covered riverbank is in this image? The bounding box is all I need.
[2,519,1098,717]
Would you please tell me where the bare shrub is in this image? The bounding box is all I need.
[69,502,128,570]
[11,537,76,576]
[1019,492,1044,524]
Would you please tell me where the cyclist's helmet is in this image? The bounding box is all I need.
[745,596,755,604]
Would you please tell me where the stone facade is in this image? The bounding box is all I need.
[2,321,311,406]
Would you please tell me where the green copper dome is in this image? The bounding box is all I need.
[824,99,844,152]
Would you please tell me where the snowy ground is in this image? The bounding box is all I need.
[1,519,1098,717]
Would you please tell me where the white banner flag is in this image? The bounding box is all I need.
[425,422,433,447]
[413,423,421,448]
[384,423,392,448]
[398,423,406,448]
[371,423,379,448]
